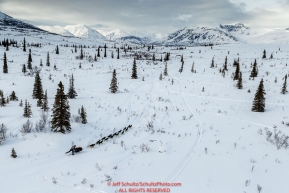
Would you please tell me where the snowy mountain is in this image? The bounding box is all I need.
[160,26,238,46]
[64,24,106,40]
[105,29,129,40]
[219,23,289,44]
[0,11,45,32]
[38,26,75,37]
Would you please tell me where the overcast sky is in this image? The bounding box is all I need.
[1,0,289,35]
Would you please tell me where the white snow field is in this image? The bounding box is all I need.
[0,27,289,193]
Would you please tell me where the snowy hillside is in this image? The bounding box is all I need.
[38,26,75,37]
[159,26,239,46]
[0,11,45,32]
[64,24,106,40]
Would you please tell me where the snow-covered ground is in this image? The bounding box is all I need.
[0,28,289,193]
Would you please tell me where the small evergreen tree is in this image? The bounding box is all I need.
[41,90,49,111]
[104,44,107,58]
[94,54,97,61]
[19,99,23,107]
[28,49,32,62]
[164,63,168,76]
[159,72,163,80]
[210,57,214,68]
[109,69,118,93]
[252,79,266,112]
[3,52,8,73]
[80,105,87,124]
[40,59,43,67]
[51,81,71,133]
[179,61,184,73]
[32,72,44,100]
[250,59,258,78]
[262,49,266,59]
[23,38,26,52]
[22,64,27,73]
[236,72,243,89]
[80,48,84,59]
[233,61,240,80]
[23,100,32,118]
[0,90,6,106]
[191,62,194,73]
[9,91,18,101]
[56,45,59,54]
[181,54,184,63]
[97,46,100,57]
[27,60,32,70]
[131,58,138,79]
[152,53,155,61]
[117,48,120,59]
[281,75,287,94]
[111,51,114,59]
[224,56,228,71]
[67,74,77,99]
[270,53,273,59]
[46,52,50,67]
[6,43,9,51]
[11,148,17,158]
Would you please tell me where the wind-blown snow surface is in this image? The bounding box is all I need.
[1,28,289,193]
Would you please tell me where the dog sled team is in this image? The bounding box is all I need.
[65,125,132,155]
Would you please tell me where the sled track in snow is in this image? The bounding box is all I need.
[164,76,203,182]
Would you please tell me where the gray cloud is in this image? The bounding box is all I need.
[1,0,286,34]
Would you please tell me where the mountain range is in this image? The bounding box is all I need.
[1,11,289,45]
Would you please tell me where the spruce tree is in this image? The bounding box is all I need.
[281,75,288,94]
[3,52,8,73]
[159,72,163,80]
[236,72,243,89]
[250,59,258,78]
[97,46,100,57]
[51,81,71,133]
[104,44,107,58]
[252,79,266,112]
[94,54,97,61]
[131,58,138,79]
[23,100,32,118]
[6,43,9,51]
[9,91,18,101]
[224,56,228,71]
[46,52,50,67]
[27,60,32,70]
[233,61,240,80]
[11,148,17,158]
[152,53,155,61]
[40,59,43,67]
[22,64,27,73]
[28,49,32,62]
[19,99,23,107]
[56,45,59,54]
[109,69,118,93]
[67,74,77,99]
[179,61,184,73]
[181,54,184,63]
[80,48,84,59]
[262,49,266,59]
[210,57,214,68]
[117,48,120,59]
[32,72,44,100]
[23,38,26,52]
[80,105,87,124]
[41,90,49,111]
[164,63,168,76]
[0,90,6,106]
[191,62,194,73]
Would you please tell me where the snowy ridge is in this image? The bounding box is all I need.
[160,26,239,46]
[38,26,75,37]
[105,29,129,40]
[0,11,44,32]
[64,24,106,40]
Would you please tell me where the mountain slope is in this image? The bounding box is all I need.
[0,11,45,32]
[38,26,75,37]
[160,26,238,46]
[105,29,129,40]
[64,24,105,39]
